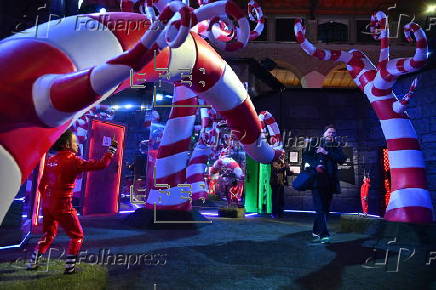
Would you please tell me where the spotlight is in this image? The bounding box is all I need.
[111,105,120,110]
[426,4,436,14]
[99,8,107,13]
[124,104,134,109]
[155,94,163,101]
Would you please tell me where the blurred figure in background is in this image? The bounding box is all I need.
[270,153,292,219]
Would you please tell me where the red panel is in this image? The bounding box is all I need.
[82,120,125,215]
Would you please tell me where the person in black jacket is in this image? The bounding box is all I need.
[270,153,292,218]
[302,124,346,243]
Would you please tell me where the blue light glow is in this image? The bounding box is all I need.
[0,231,30,250]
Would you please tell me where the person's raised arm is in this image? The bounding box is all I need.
[76,139,118,172]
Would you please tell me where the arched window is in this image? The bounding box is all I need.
[317,21,348,43]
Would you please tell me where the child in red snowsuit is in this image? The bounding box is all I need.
[27,129,118,274]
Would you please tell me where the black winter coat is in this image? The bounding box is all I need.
[302,139,347,194]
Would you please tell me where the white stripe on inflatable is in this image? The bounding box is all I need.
[159,115,197,146]
[168,33,197,80]
[243,135,275,163]
[386,188,433,211]
[190,181,207,194]
[365,90,394,103]
[155,151,190,179]
[388,150,426,169]
[90,63,131,95]
[373,76,394,89]
[11,15,124,70]
[380,118,418,140]
[200,65,247,111]
[194,2,226,22]
[0,145,22,224]
[187,163,207,175]
[173,85,197,101]
[32,74,78,127]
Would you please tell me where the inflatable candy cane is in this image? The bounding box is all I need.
[145,84,199,210]
[0,10,182,222]
[247,0,265,41]
[258,111,283,150]
[143,1,283,211]
[191,0,265,47]
[0,1,282,221]
[295,12,433,223]
[186,102,217,201]
[0,0,197,222]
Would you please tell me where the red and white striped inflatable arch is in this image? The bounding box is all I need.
[295,12,433,223]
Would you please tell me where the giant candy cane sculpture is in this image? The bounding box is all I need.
[186,104,219,201]
[258,111,283,150]
[295,12,433,223]
[0,10,174,222]
[0,1,279,222]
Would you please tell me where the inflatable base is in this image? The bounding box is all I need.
[218,207,246,218]
[123,208,211,229]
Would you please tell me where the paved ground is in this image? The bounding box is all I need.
[1,211,435,290]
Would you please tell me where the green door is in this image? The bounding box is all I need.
[244,156,272,213]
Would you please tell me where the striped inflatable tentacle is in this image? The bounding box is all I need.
[145,84,198,210]
[186,33,282,164]
[187,143,211,200]
[387,22,427,78]
[373,11,389,63]
[258,111,282,150]
[186,99,212,200]
[294,18,351,63]
[194,1,250,52]
[393,78,418,113]
[247,0,265,41]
